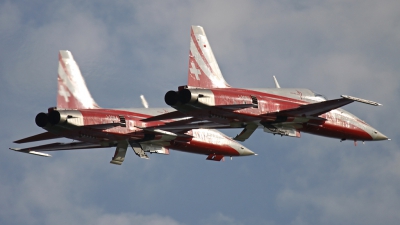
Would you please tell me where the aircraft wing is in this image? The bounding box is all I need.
[274,98,354,117]
[141,104,253,122]
[143,117,230,131]
[9,142,107,157]
[269,95,381,117]
[142,110,188,122]
[14,132,62,144]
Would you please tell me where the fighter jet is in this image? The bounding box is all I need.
[144,26,389,144]
[10,50,255,164]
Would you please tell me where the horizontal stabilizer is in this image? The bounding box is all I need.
[14,132,61,144]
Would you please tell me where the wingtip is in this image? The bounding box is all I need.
[28,151,52,157]
[9,148,51,157]
[341,95,382,106]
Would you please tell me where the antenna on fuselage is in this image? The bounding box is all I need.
[140,95,149,108]
[273,76,281,88]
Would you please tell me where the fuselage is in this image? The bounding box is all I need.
[166,87,387,142]
[37,107,254,157]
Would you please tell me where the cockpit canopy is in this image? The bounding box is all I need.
[304,91,328,102]
[314,92,328,101]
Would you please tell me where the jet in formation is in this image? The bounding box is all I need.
[10,26,388,164]
[10,50,255,164]
[143,25,389,144]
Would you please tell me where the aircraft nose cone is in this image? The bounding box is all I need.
[373,131,389,141]
[239,146,256,156]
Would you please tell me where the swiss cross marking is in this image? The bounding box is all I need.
[59,85,70,102]
[190,62,201,80]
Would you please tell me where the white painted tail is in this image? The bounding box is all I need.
[57,50,100,109]
[188,26,230,89]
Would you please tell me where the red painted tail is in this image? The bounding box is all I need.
[57,50,100,109]
[188,26,230,89]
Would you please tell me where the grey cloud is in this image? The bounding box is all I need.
[200,212,245,225]
[96,213,182,225]
[276,140,400,225]
[0,2,21,34]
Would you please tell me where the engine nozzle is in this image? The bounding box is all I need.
[165,90,179,106]
[48,110,62,125]
[35,112,48,127]
[178,89,195,104]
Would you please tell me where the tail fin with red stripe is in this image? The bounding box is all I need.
[57,50,100,109]
[188,26,230,89]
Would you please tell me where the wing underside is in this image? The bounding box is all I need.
[10,142,107,157]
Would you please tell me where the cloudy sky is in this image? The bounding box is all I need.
[1,0,400,224]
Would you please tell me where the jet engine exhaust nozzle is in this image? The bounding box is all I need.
[165,91,179,106]
[178,89,195,104]
[48,110,61,125]
[35,112,48,127]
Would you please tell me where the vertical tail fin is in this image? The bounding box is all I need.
[57,50,100,109]
[188,26,230,89]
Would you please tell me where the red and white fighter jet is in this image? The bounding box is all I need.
[145,25,389,144]
[10,50,255,164]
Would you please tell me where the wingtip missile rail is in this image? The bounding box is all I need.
[9,148,52,157]
[341,95,382,106]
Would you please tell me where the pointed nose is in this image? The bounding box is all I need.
[239,146,256,156]
[230,140,256,156]
[373,131,389,141]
